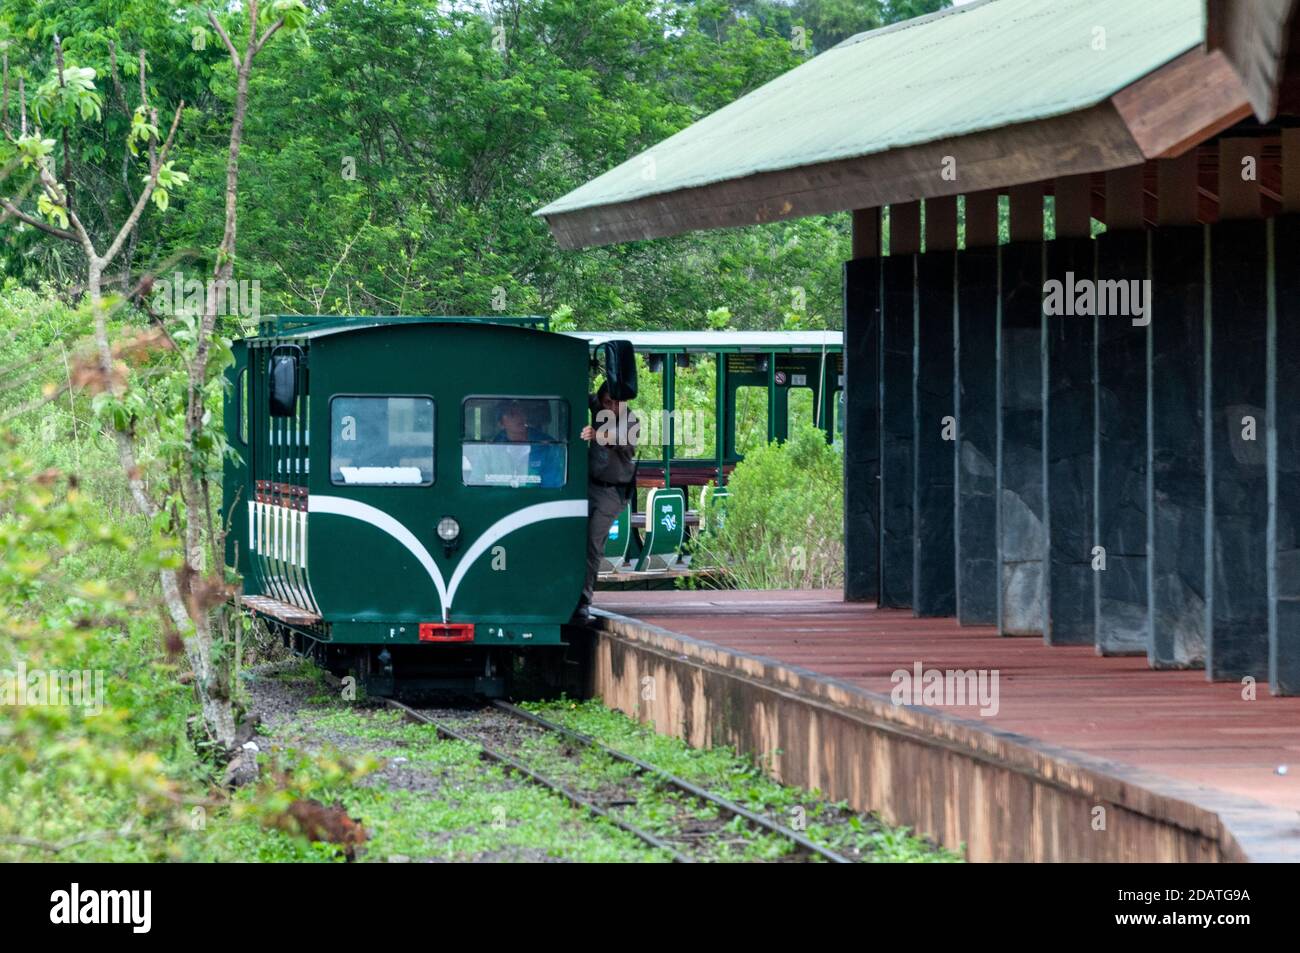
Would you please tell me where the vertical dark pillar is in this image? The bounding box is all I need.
[1044,235,1096,645]
[998,239,1046,635]
[1148,226,1208,667]
[913,243,957,616]
[881,250,916,608]
[956,232,1000,626]
[843,253,881,603]
[1207,217,1270,679]
[1272,148,1300,694]
[1094,228,1150,655]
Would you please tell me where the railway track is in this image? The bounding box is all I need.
[382,696,855,863]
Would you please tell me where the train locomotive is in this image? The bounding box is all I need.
[221,314,635,695]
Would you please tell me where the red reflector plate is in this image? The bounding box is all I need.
[419,623,475,642]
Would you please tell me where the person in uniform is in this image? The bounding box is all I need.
[573,382,637,622]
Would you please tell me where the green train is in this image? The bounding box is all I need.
[222,314,634,695]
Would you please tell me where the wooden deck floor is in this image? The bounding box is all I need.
[593,589,1300,814]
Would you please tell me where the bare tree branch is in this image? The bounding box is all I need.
[53,35,74,212]
[36,164,95,258]
[0,195,76,241]
[253,19,286,59]
[139,50,159,171]
[206,9,242,69]
[100,102,183,267]
[2,51,9,138]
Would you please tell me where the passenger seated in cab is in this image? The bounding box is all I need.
[487,399,564,488]
[494,399,552,444]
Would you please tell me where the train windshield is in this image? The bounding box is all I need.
[330,395,435,485]
[462,397,568,489]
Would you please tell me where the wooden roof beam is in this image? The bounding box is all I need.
[1206,0,1300,122]
[1111,48,1254,159]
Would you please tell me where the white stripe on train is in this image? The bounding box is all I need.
[306,496,588,622]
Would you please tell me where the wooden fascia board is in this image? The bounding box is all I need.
[543,103,1144,250]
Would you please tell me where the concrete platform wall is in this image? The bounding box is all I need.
[842,213,1299,695]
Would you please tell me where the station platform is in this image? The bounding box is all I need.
[589,589,1300,862]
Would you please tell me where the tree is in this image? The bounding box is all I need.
[0,0,306,752]
[7,1,948,335]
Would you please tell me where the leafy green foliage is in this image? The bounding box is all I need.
[2,0,946,327]
[14,135,57,168]
[127,106,158,157]
[33,64,102,123]
[264,0,310,34]
[36,190,68,228]
[695,424,844,589]
[0,289,359,860]
[0,295,191,857]
[144,160,188,211]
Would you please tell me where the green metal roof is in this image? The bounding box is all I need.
[567,330,842,353]
[252,314,550,340]
[537,0,1202,219]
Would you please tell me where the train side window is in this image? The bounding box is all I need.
[330,395,434,486]
[462,396,568,489]
[788,386,814,434]
[237,368,248,444]
[734,386,768,456]
[671,355,716,459]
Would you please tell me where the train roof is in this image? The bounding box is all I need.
[564,331,841,352]
[252,314,551,339]
[247,316,841,352]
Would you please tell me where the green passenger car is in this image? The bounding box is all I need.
[222,315,599,695]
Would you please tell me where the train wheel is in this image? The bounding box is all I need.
[560,626,596,701]
[509,648,565,701]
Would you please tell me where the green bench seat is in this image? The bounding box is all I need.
[635,487,686,572]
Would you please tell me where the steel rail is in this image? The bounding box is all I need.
[380,696,692,863]
[491,699,854,864]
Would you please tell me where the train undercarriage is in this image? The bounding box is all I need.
[258,615,597,701]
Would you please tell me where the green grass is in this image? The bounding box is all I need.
[479,717,800,861]
[521,698,963,862]
[218,693,669,862]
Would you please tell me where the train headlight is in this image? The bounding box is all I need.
[437,517,461,542]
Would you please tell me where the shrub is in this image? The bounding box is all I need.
[694,424,843,590]
[0,287,354,860]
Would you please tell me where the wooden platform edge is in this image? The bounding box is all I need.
[597,567,721,586]
[590,610,1300,863]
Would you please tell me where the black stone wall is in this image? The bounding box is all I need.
[1273,217,1300,695]
[839,214,1297,694]
[998,242,1046,635]
[1044,237,1096,645]
[1149,226,1207,668]
[880,254,915,608]
[1095,231,1151,655]
[1207,220,1269,680]
[843,258,881,603]
[914,251,957,616]
[956,248,1000,625]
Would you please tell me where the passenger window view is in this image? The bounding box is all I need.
[329,395,434,485]
[461,397,568,488]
